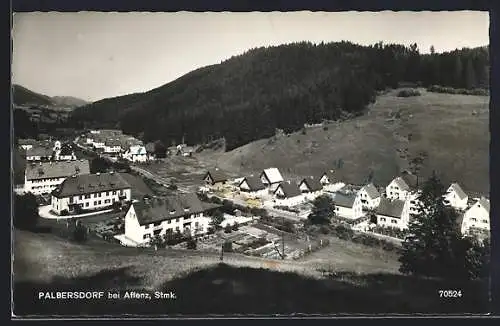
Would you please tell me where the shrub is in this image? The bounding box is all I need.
[397,89,421,97]
[224,224,233,233]
[223,241,233,252]
[186,238,197,250]
[232,223,239,231]
[332,224,354,240]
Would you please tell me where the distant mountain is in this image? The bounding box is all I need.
[12,84,53,106]
[12,85,89,108]
[51,96,89,108]
[69,42,489,151]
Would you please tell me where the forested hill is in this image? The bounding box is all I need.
[70,41,489,151]
[12,84,54,106]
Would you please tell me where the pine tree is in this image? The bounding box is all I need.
[399,172,473,280]
[464,58,477,89]
[308,195,336,225]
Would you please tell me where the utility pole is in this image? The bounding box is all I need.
[281,216,285,260]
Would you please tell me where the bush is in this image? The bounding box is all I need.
[427,85,489,96]
[223,241,233,252]
[397,88,421,97]
[232,223,239,231]
[224,224,233,233]
[186,238,197,250]
[332,224,354,240]
[323,126,329,131]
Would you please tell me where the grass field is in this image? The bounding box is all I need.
[197,89,489,194]
[13,229,488,316]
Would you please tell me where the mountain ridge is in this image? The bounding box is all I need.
[12,84,89,108]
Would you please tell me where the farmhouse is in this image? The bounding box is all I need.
[330,192,363,220]
[24,160,90,195]
[104,139,122,154]
[385,172,418,201]
[298,176,323,200]
[319,170,336,185]
[443,183,469,211]
[204,169,229,188]
[239,175,267,197]
[460,197,490,236]
[375,197,411,230]
[51,171,131,215]
[260,168,284,191]
[124,194,219,246]
[273,181,304,206]
[122,145,148,162]
[356,183,381,210]
[25,146,54,161]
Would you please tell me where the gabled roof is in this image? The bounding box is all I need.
[104,139,122,147]
[376,198,405,219]
[205,169,228,183]
[330,192,357,208]
[26,146,53,157]
[300,176,323,192]
[18,138,38,146]
[275,181,302,198]
[448,183,468,200]
[360,183,380,199]
[476,197,490,213]
[131,193,220,225]
[261,168,284,184]
[239,175,266,191]
[400,171,419,189]
[52,172,130,197]
[26,160,90,181]
[319,170,336,181]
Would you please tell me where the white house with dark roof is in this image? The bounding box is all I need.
[260,168,284,191]
[239,175,267,198]
[443,183,469,211]
[55,143,77,161]
[356,183,381,210]
[123,194,219,246]
[375,197,411,230]
[104,139,122,154]
[24,160,90,195]
[298,176,324,200]
[319,170,336,185]
[204,169,229,188]
[385,172,418,201]
[50,172,131,215]
[273,181,304,206]
[460,197,490,236]
[18,138,38,150]
[330,192,364,219]
[122,145,148,162]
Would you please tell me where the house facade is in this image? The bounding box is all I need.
[123,194,218,246]
[461,197,490,236]
[319,170,336,185]
[298,176,323,201]
[24,160,90,195]
[260,168,284,191]
[273,181,304,206]
[104,139,122,154]
[204,169,228,188]
[330,192,364,219]
[356,183,381,210]
[375,197,411,230]
[239,175,267,198]
[385,173,418,201]
[443,183,469,211]
[51,172,131,215]
[55,143,77,161]
[122,145,148,162]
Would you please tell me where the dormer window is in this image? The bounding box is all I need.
[169,210,176,214]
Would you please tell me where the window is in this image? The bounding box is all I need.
[80,195,84,200]
[153,222,162,227]
[391,219,397,224]
[143,234,151,239]
[74,196,79,202]
[167,220,171,224]
[380,217,386,222]
[69,197,74,204]
[85,202,89,207]
[482,219,488,224]
[471,218,477,222]
[98,200,102,205]
[145,224,150,229]
[113,191,116,195]
[93,194,97,198]
[175,218,179,222]
[94,201,97,206]
[105,199,110,204]
[106,191,110,196]
[85,194,90,199]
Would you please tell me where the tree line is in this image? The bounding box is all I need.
[60,41,489,151]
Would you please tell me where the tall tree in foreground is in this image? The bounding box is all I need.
[14,194,39,230]
[399,172,488,280]
[308,195,336,225]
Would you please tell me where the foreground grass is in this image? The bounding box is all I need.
[14,263,489,316]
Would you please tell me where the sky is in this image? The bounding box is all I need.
[12,11,489,102]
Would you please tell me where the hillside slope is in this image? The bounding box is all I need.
[51,96,88,107]
[12,84,54,106]
[201,89,489,194]
[70,42,488,151]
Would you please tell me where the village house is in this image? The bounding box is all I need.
[298,176,323,200]
[123,194,219,246]
[330,191,364,220]
[104,139,122,154]
[25,146,54,161]
[122,145,148,162]
[50,171,131,215]
[203,169,229,189]
[24,160,90,195]
[238,175,267,198]
[319,170,336,185]
[356,183,381,210]
[443,183,469,211]
[91,136,106,149]
[18,138,38,150]
[273,181,304,206]
[385,172,418,201]
[260,167,284,191]
[460,197,490,237]
[57,144,77,161]
[375,197,411,230]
